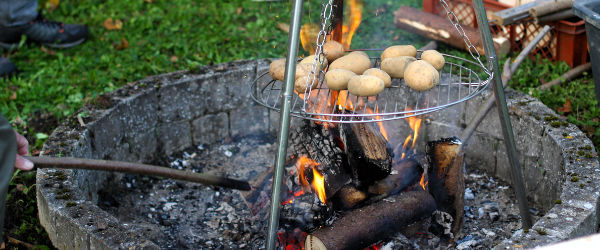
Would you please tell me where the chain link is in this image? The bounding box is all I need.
[303,0,335,110]
[438,0,489,72]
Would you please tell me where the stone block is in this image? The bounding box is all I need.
[201,75,229,114]
[192,112,229,145]
[229,104,270,138]
[463,132,498,176]
[158,80,204,122]
[157,120,192,155]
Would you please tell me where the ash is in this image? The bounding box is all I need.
[98,134,538,249]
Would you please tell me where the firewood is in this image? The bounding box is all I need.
[290,119,352,198]
[426,137,464,237]
[340,122,393,185]
[331,184,368,209]
[367,158,422,196]
[394,6,510,55]
[529,0,573,18]
[305,191,436,250]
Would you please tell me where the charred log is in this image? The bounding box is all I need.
[340,122,393,185]
[305,191,436,250]
[290,119,351,198]
[368,158,422,196]
[330,184,368,210]
[426,137,465,237]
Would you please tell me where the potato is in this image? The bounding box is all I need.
[295,63,314,80]
[421,50,445,70]
[349,50,369,58]
[269,58,286,81]
[325,69,356,90]
[380,56,416,79]
[300,54,328,70]
[381,45,417,61]
[323,40,345,62]
[294,75,318,93]
[363,68,392,87]
[404,60,440,91]
[329,52,372,75]
[347,75,385,97]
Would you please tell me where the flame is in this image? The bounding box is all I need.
[400,134,412,160]
[341,0,363,49]
[300,23,320,54]
[364,107,389,141]
[312,168,327,204]
[296,156,318,188]
[399,108,423,159]
[419,173,428,190]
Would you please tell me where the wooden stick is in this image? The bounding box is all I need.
[490,0,553,25]
[529,0,573,18]
[537,62,592,90]
[535,8,574,24]
[460,25,552,143]
[27,156,251,191]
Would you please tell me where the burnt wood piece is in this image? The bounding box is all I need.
[305,191,437,250]
[340,122,393,185]
[394,6,510,55]
[331,184,368,210]
[290,119,351,199]
[426,137,465,237]
[368,158,422,196]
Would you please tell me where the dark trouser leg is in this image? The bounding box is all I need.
[0,115,16,239]
[0,0,38,27]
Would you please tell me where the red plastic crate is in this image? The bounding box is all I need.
[422,0,590,67]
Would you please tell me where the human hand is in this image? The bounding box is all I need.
[14,131,34,171]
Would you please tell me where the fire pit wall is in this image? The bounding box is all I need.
[38,59,599,249]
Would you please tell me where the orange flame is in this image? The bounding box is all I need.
[419,173,428,190]
[312,168,327,203]
[399,109,423,159]
[296,156,319,188]
[300,23,320,54]
[341,0,363,49]
[400,134,412,160]
[365,107,389,141]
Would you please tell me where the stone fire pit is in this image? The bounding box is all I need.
[38,59,599,249]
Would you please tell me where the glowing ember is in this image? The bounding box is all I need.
[312,168,327,204]
[419,173,428,190]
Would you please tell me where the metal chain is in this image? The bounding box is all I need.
[438,0,489,72]
[303,0,335,110]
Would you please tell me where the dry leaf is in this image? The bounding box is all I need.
[170,56,178,62]
[115,37,129,50]
[237,7,243,15]
[9,91,16,100]
[277,23,289,33]
[40,46,56,55]
[103,18,123,30]
[44,0,60,11]
[557,98,572,114]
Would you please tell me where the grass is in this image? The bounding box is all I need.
[0,0,598,248]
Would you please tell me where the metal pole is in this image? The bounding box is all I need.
[472,0,533,228]
[266,0,304,249]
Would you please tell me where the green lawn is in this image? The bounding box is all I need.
[0,0,598,248]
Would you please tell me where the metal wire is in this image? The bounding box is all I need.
[251,52,492,123]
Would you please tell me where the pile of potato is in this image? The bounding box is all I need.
[268,41,446,96]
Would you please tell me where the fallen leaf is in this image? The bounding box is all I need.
[9,91,16,100]
[13,115,23,126]
[237,7,243,15]
[44,0,60,11]
[277,23,289,33]
[144,0,153,2]
[170,56,178,62]
[115,37,129,50]
[557,98,572,114]
[40,46,56,55]
[103,18,123,30]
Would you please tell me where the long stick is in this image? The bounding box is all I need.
[537,62,592,90]
[460,25,552,143]
[473,0,532,229]
[27,156,251,191]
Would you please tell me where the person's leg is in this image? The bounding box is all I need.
[0,115,16,240]
[0,0,38,27]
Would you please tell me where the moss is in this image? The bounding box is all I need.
[544,116,559,121]
[555,199,562,204]
[536,228,547,235]
[56,188,70,195]
[535,116,541,120]
[550,121,562,128]
[523,228,529,233]
[583,145,593,150]
[66,202,77,207]
[580,184,585,189]
[586,153,595,159]
[578,151,585,156]
[562,132,568,137]
[571,176,580,182]
[56,193,72,200]
[562,121,570,127]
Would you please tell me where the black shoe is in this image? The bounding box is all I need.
[0,57,17,78]
[0,14,88,49]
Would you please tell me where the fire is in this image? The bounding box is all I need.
[341,0,363,49]
[295,155,327,204]
[400,134,412,160]
[312,168,327,203]
[419,173,428,190]
[300,23,320,54]
[399,109,423,159]
[365,107,389,141]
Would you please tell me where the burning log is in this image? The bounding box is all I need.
[290,120,351,199]
[305,190,436,250]
[367,158,422,196]
[340,122,393,185]
[393,6,510,55]
[426,137,464,237]
[331,184,368,210]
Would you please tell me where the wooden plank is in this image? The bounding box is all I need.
[490,0,553,25]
